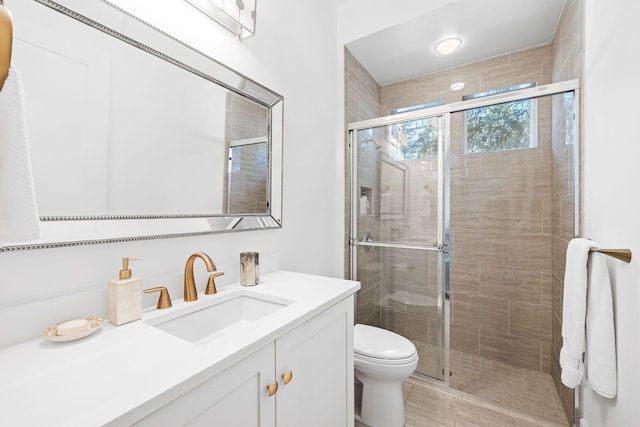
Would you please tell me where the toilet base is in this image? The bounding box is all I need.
[357,378,406,427]
[353,324,418,427]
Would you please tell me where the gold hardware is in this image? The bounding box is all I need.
[591,248,632,264]
[0,4,12,92]
[119,257,141,279]
[282,371,293,385]
[205,271,224,295]
[267,382,279,397]
[184,252,217,302]
[144,286,172,309]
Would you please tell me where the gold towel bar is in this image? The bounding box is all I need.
[0,3,12,91]
[590,249,632,264]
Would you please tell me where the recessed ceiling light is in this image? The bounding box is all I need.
[434,37,462,55]
[450,81,465,91]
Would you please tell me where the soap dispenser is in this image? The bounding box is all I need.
[108,257,142,326]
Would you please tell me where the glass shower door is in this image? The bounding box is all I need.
[349,113,448,381]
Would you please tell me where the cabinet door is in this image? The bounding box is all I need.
[134,343,276,427]
[275,297,354,427]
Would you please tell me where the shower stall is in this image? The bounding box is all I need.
[349,80,579,424]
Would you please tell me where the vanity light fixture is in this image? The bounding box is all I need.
[186,0,256,40]
[434,37,462,55]
[450,81,465,91]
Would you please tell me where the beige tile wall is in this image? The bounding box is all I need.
[226,143,268,213]
[380,245,441,378]
[345,48,381,123]
[381,45,552,113]
[449,140,555,373]
[344,48,382,326]
[550,0,584,424]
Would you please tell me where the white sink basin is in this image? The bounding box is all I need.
[147,291,292,345]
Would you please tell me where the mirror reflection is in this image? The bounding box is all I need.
[15,1,270,217]
[2,0,283,250]
[226,137,269,214]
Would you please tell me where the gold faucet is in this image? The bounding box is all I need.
[184,252,217,302]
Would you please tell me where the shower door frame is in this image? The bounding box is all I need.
[349,111,450,382]
[348,79,581,393]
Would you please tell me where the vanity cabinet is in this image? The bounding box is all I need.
[275,297,353,427]
[133,343,276,426]
[133,297,353,427]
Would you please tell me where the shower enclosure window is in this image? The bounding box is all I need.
[388,100,445,115]
[391,118,439,160]
[463,99,537,153]
[563,92,575,145]
[462,83,538,154]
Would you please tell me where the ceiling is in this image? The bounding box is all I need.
[345,0,567,85]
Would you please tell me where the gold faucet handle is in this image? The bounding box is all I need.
[144,286,172,309]
[205,272,224,295]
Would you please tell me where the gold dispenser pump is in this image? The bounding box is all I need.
[0,3,12,91]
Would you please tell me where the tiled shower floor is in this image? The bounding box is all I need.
[448,350,569,425]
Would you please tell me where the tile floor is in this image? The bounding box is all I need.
[405,341,569,425]
[356,377,570,427]
[357,333,570,426]
[448,350,569,424]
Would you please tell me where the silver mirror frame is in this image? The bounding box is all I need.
[0,0,283,251]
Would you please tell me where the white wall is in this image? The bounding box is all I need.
[0,0,341,347]
[583,0,640,425]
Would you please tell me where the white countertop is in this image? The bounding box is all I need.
[0,271,360,426]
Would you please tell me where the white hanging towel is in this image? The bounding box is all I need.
[0,65,41,244]
[560,238,594,388]
[586,252,617,398]
[560,238,617,399]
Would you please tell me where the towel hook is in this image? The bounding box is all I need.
[0,3,12,91]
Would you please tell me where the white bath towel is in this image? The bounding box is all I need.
[585,252,617,398]
[560,238,617,399]
[0,66,41,244]
[560,238,596,388]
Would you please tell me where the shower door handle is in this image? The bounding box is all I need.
[355,239,445,252]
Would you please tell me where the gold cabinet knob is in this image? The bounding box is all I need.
[143,286,172,309]
[205,271,224,295]
[282,371,293,385]
[267,381,279,397]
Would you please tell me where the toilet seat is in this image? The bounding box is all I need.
[354,351,418,366]
[354,324,417,363]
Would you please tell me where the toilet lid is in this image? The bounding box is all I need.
[354,324,417,360]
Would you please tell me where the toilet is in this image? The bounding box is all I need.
[354,324,419,427]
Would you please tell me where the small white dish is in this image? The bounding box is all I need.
[43,317,103,342]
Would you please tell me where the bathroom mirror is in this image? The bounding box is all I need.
[1,0,283,251]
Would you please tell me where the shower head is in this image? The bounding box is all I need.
[359,139,382,149]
